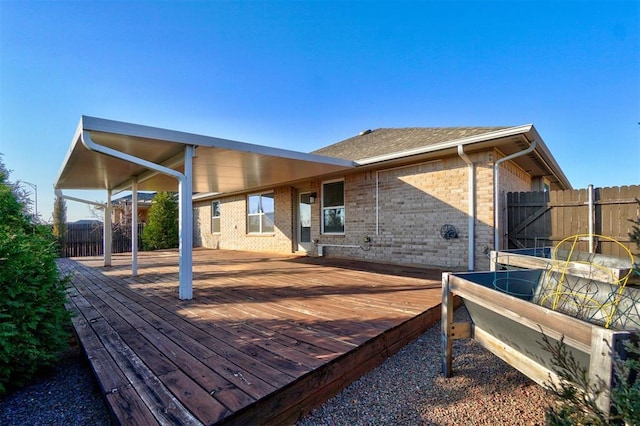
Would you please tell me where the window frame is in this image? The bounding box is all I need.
[211,200,221,234]
[321,178,345,235]
[247,191,275,234]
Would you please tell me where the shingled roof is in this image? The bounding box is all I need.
[312,127,509,161]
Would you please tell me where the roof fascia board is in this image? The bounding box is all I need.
[82,115,356,168]
[354,125,534,166]
[54,121,84,189]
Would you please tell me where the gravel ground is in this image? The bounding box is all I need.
[0,307,554,425]
[298,307,555,426]
[0,344,114,426]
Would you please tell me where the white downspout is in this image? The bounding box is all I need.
[131,178,138,276]
[80,130,195,300]
[375,171,379,235]
[457,145,475,271]
[493,140,537,251]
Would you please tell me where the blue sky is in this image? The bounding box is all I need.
[1,0,638,222]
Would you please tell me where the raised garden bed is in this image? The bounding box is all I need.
[441,267,639,415]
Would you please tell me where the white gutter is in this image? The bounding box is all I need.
[493,140,537,251]
[457,145,475,271]
[192,192,223,201]
[80,129,195,300]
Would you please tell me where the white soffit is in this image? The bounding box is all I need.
[55,116,355,193]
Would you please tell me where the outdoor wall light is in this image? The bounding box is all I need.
[309,192,317,204]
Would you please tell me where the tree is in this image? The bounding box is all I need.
[52,195,67,256]
[142,191,178,250]
[0,155,70,395]
[0,154,30,220]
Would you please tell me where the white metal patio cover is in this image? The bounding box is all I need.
[55,116,355,299]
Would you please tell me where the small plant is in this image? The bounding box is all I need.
[541,332,640,426]
[610,334,640,424]
[541,333,609,425]
[141,191,178,250]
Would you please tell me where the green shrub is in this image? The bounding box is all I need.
[541,332,640,426]
[611,334,640,423]
[141,191,179,250]
[541,333,609,425]
[0,159,70,395]
[52,195,67,256]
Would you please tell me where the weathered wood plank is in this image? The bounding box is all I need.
[104,386,159,426]
[225,304,444,425]
[60,250,445,425]
[78,274,272,410]
[66,288,197,425]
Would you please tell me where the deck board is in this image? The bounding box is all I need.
[60,249,444,425]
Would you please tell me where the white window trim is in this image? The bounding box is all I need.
[321,178,345,235]
[247,191,275,234]
[211,200,221,234]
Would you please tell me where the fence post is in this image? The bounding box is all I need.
[588,184,595,253]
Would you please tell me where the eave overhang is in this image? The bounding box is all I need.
[55,116,356,194]
[354,124,572,190]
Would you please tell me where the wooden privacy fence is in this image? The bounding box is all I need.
[61,223,144,257]
[506,185,640,258]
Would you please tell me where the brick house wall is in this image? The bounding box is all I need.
[317,151,501,270]
[194,187,295,253]
[193,149,533,271]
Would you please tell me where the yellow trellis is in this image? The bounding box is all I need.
[537,234,636,329]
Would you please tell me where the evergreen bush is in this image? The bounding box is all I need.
[0,158,70,395]
[141,191,179,250]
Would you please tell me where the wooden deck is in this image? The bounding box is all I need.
[59,249,444,425]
